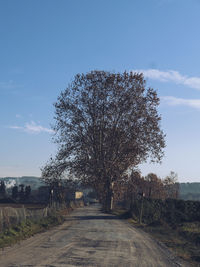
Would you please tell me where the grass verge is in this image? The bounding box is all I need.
[113,208,200,267]
[0,212,64,249]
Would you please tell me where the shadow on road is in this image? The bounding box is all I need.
[72,215,117,220]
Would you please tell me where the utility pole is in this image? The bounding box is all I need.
[139,192,145,224]
[49,188,53,207]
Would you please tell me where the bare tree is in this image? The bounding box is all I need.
[0,181,6,199]
[145,173,165,199]
[42,71,165,211]
[124,170,144,209]
[12,185,18,200]
[163,171,179,199]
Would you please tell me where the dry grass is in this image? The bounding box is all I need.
[0,210,64,248]
[0,203,46,209]
[141,223,200,266]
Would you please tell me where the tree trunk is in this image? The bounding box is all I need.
[104,181,114,212]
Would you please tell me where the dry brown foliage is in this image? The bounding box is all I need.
[42,71,165,211]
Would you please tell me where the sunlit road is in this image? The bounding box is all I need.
[0,204,186,266]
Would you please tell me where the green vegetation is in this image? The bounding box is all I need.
[0,176,44,190]
[0,212,64,248]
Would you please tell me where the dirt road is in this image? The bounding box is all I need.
[0,204,186,267]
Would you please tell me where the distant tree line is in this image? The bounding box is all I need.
[12,184,31,202]
[0,181,31,202]
[0,178,81,205]
[111,171,179,208]
[113,171,200,226]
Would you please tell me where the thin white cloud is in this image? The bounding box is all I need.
[0,80,21,89]
[25,121,54,134]
[9,121,54,134]
[9,126,23,130]
[133,69,200,90]
[16,114,22,118]
[161,96,200,110]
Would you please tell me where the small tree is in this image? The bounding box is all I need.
[41,159,67,205]
[145,173,165,199]
[163,171,179,199]
[25,185,31,201]
[125,170,143,208]
[0,181,6,199]
[19,184,25,202]
[12,185,18,200]
[42,71,165,211]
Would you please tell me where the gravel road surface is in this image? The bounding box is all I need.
[0,204,187,267]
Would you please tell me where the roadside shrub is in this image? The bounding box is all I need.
[130,198,200,225]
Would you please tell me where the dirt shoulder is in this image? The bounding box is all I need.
[129,219,200,267]
[113,208,199,266]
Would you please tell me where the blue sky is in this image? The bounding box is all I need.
[1,0,200,182]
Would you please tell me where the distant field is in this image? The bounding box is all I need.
[180,182,200,201]
[0,203,46,209]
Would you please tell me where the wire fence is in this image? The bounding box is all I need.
[0,200,84,233]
